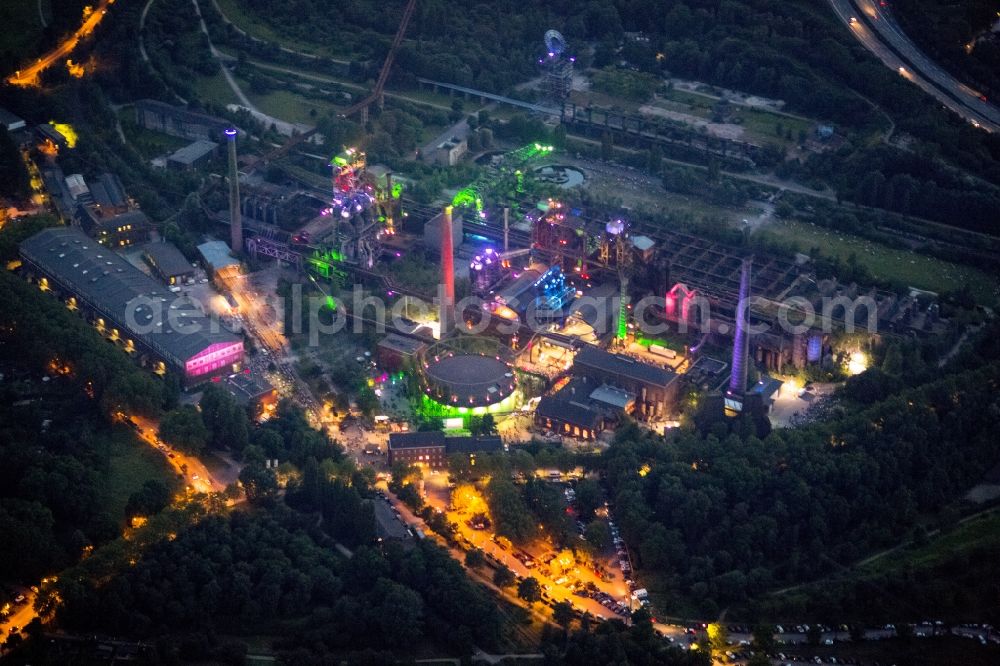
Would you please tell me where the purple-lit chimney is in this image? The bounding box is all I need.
[226,128,242,254]
[728,256,752,396]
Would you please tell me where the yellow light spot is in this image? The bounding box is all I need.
[50,122,78,148]
[66,59,85,78]
[847,351,868,376]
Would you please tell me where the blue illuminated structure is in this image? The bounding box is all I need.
[532,265,575,314]
[807,333,823,363]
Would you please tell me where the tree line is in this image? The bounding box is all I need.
[599,323,1000,617]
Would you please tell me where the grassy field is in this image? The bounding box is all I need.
[757,218,1000,302]
[243,84,335,126]
[118,108,191,158]
[739,105,814,145]
[191,70,240,109]
[656,88,815,148]
[234,53,466,116]
[756,509,1000,623]
[860,511,1000,577]
[97,430,178,522]
[213,0,323,57]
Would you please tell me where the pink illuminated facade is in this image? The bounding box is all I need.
[184,341,244,380]
[665,282,700,323]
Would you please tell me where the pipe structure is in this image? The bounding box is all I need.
[226,128,242,254]
[503,206,509,253]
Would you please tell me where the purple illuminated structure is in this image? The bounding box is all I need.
[727,256,753,406]
[226,128,242,254]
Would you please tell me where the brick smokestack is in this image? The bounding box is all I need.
[439,205,456,337]
[226,128,242,254]
[728,256,752,397]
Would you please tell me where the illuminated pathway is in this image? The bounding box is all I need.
[128,413,233,494]
[6,0,115,87]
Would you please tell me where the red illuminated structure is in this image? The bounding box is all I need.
[439,205,456,337]
[665,282,700,324]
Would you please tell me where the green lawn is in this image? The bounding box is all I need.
[738,106,813,145]
[191,70,240,109]
[757,218,1000,302]
[214,0,322,55]
[243,84,334,126]
[659,88,716,114]
[97,430,178,522]
[118,108,191,158]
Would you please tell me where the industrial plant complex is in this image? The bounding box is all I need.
[13,119,946,439]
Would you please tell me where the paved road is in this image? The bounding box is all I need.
[0,587,41,647]
[128,414,232,494]
[208,0,349,66]
[859,0,1000,129]
[6,0,113,86]
[829,0,998,133]
[225,54,453,112]
[191,0,310,137]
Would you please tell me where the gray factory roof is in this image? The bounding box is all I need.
[589,384,634,409]
[222,371,274,405]
[107,209,152,229]
[144,241,193,279]
[20,227,239,366]
[0,107,26,131]
[496,267,543,307]
[135,99,235,132]
[167,139,217,166]
[445,436,503,455]
[631,235,655,252]
[536,395,601,429]
[90,173,128,209]
[389,431,446,449]
[197,240,239,272]
[574,345,677,388]
[378,333,427,355]
[387,431,502,453]
[750,375,783,401]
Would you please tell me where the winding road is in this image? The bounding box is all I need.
[829,0,999,133]
[190,0,309,137]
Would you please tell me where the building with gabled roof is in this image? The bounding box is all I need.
[571,345,679,419]
[143,241,194,285]
[387,431,504,469]
[19,227,242,385]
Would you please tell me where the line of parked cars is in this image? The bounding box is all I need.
[573,582,632,618]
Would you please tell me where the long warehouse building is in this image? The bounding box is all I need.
[20,227,243,385]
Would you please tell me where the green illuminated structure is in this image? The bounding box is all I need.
[452,142,555,217]
[452,186,484,213]
[308,248,347,281]
[617,276,629,343]
[415,391,521,427]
